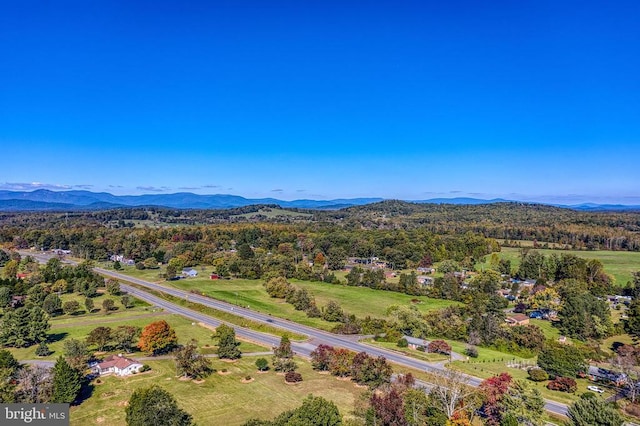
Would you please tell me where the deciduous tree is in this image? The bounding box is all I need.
[125,385,193,426]
[138,320,177,355]
[214,324,241,360]
[173,340,212,379]
[86,326,112,351]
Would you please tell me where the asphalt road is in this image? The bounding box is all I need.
[21,250,569,416]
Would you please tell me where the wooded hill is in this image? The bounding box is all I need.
[1,200,639,252]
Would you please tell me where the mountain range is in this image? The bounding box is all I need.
[0,189,638,212]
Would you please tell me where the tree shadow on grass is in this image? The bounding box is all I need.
[75,379,95,406]
[47,332,68,343]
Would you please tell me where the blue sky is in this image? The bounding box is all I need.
[1,1,639,203]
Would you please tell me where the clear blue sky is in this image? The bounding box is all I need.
[1,1,638,203]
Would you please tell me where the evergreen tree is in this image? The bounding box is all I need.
[214,324,241,360]
[0,306,50,347]
[272,335,297,372]
[84,297,94,313]
[567,396,623,426]
[125,385,193,426]
[51,356,82,404]
[35,342,51,357]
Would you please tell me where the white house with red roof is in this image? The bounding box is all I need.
[92,354,143,376]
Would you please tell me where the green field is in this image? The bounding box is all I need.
[7,300,267,361]
[158,277,457,330]
[70,357,364,426]
[112,265,459,330]
[480,247,640,286]
[233,207,313,219]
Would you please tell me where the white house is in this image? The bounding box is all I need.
[182,268,198,277]
[92,354,143,376]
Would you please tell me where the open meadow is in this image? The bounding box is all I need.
[114,265,459,330]
[479,246,640,286]
[6,292,267,361]
[70,357,364,426]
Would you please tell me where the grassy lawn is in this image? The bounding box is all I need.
[8,311,268,361]
[480,247,640,287]
[450,359,614,406]
[70,357,364,426]
[110,265,459,330]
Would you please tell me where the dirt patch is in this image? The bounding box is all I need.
[96,417,105,423]
[241,378,255,384]
[101,391,116,398]
[217,371,231,376]
[257,370,270,374]
[284,380,300,385]
[336,376,351,381]
[178,376,191,381]
[117,400,129,407]
[193,379,206,384]
[221,358,238,363]
[317,371,330,375]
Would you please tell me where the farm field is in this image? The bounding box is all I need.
[113,265,459,330]
[480,246,640,286]
[69,357,364,426]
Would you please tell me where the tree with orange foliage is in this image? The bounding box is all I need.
[138,320,177,355]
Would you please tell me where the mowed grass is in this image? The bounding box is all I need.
[161,277,459,330]
[70,357,364,426]
[480,247,640,287]
[8,309,267,361]
[111,264,459,330]
[361,339,448,362]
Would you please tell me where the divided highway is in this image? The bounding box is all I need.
[21,251,568,417]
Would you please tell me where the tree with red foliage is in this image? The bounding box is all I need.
[370,387,407,426]
[351,352,393,389]
[310,344,334,372]
[479,372,513,426]
[328,348,353,377]
[428,339,452,355]
[547,377,577,393]
[138,320,177,355]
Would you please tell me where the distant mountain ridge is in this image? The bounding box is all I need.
[0,189,638,212]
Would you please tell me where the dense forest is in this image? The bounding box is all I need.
[1,200,639,252]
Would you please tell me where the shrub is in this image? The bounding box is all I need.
[428,339,452,355]
[35,342,52,357]
[140,364,151,372]
[255,358,269,371]
[221,368,228,373]
[547,377,577,393]
[465,346,479,358]
[284,371,303,383]
[528,368,549,382]
[416,346,426,352]
[397,338,408,348]
[245,375,252,381]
